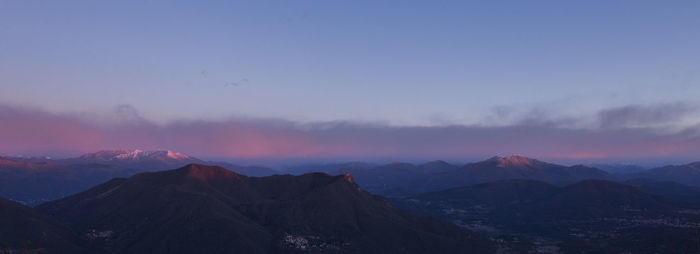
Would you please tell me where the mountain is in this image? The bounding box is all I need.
[285,161,379,175]
[0,155,59,170]
[38,164,493,254]
[421,155,614,191]
[67,149,279,176]
[418,160,459,173]
[328,156,614,197]
[0,151,279,205]
[632,161,700,186]
[59,149,204,170]
[395,179,700,253]
[0,197,83,253]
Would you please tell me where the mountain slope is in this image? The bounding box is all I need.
[516,180,685,219]
[39,164,493,254]
[0,197,83,253]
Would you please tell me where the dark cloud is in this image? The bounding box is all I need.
[598,103,695,129]
[114,104,145,123]
[224,78,249,87]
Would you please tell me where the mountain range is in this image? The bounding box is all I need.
[335,155,614,197]
[10,151,700,206]
[33,164,492,254]
[3,152,700,253]
[629,161,700,186]
[0,150,278,205]
[9,150,700,206]
[57,149,203,169]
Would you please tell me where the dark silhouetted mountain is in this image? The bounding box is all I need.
[395,179,700,253]
[0,197,83,253]
[632,161,700,187]
[39,164,493,254]
[519,180,684,219]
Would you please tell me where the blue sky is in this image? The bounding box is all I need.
[2,1,700,162]
[2,1,699,125]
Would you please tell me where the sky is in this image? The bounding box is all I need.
[1,1,700,164]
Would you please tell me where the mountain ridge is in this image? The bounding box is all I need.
[38,163,493,254]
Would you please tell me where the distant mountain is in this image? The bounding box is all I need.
[211,161,279,177]
[0,156,131,206]
[3,155,56,163]
[59,150,279,176]
[0,150,279,205]
[328,156,615,197]
[0,197,83,253]
[421,155,614,191]
[285,161,379,175]
[59,149,204,170]
[418,160,459,173]
[395,179,700,253]
[0,155,59,170]
[632,161,700,186]
[38,164,493,254]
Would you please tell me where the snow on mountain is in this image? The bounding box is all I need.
[66,149,203,170]
[79,149,195,162]
[488,155,542,168]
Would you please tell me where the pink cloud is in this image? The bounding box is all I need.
[2,104,700,161]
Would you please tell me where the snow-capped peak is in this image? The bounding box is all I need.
[166,150,190,160]
[82,149,193,161]
[489,155,539,167]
